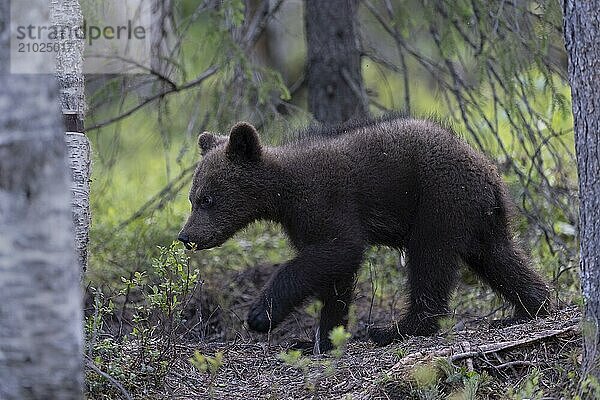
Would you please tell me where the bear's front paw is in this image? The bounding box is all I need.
[247,300,273,333]
[489,316,528,328]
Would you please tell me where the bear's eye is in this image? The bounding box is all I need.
[198,194,214,209]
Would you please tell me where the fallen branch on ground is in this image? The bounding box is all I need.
[391,324,580,371]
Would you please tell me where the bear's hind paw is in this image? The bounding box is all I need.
[368,325,401,347]
[288,339,333,355]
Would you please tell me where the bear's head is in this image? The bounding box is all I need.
[178,122,268,250]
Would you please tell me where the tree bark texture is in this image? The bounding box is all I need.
[0,2,83,398]
[564,0,600,381]
[304,0,368,125]
[50,0,90,276]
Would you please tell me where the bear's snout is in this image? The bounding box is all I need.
[177,232,193,249]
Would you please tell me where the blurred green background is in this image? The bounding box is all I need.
[85,0,578,324]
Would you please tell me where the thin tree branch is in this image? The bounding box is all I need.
[87,65,219,132]
[85,356,133,400]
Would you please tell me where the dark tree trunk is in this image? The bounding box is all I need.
[564,0,600,382]
[304,0,368,125]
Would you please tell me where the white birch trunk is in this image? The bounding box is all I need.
[0,0,83,397]
[50,0,90,276]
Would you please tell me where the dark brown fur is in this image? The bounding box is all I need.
[179,116,552,351]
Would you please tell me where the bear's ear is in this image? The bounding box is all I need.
[198,132,226,155]
[226,122,261,162]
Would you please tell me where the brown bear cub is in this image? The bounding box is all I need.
[179,116,552,352]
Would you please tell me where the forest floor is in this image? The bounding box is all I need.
[86,252,583,400]
[155,306,581,400]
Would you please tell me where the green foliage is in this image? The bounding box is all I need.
[189,350,224,376]
[189,350,224,398]
[379,359,492,400]
[329,326,352,358]
[278,349,312,391]
[438,317,457,336]
[85,243,200,398]
[276,325,351,393]
[278,349,311,371]
[577,375,600,400]
[507,368,544,399]
[412,364,440,390]
[395,347,407,359]
[305,300,324,319]
[84,1,580,397]
[329,326,352,349]
[147,243,198,315]
[436,358,490,400]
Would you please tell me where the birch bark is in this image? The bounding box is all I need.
[0,1,84,398]
[50,0,90,276]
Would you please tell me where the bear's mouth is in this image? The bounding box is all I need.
[182,235,221,251]
[182,241,196,251]
[183,241,209,251]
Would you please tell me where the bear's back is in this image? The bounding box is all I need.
[269,117,506,248]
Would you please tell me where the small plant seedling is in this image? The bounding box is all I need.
[329,326,351,358]
[305,300,323,318]
[278,349,311,370]
[190,350,224,398]
[189,350,224,375]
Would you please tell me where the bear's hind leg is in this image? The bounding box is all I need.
[465,239,552,321]
[369,245,460,346]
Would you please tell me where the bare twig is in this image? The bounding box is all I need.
[85,356,133,400]
[461,341,474,372]
[450,326,579,363]
[495,360,535,369]
[87,65,219,131]
[116,164,196,230]
[390,325,579,371]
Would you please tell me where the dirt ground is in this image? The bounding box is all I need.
[155,306,581,399]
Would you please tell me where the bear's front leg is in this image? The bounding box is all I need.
[247,240,364,337]
[287,276,356,354]
[315,277,355,352]
[247,262,311,332]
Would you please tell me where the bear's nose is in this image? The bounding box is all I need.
[178,233,194,250]
[178,232,190,244]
